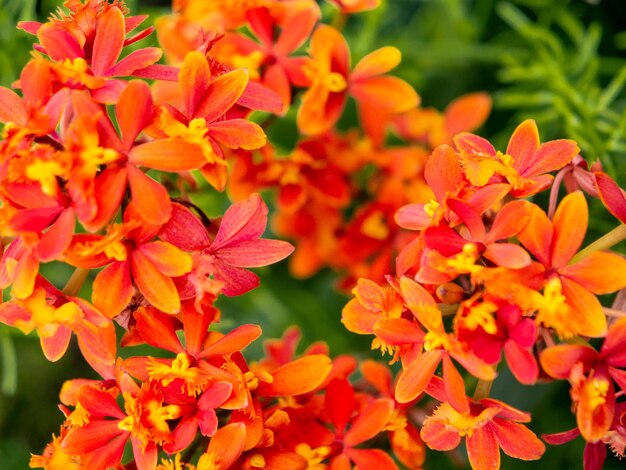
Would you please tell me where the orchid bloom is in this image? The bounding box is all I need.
[159,193,294,297]
[297,24,418,143]
[454,119,579,197]
[540,317,626,442]
[517,191,626,338]
[421,378,545,470]
[393,277,496,414]
[21,2,162,103]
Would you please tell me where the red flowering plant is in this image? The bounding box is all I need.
[1,1,626,470]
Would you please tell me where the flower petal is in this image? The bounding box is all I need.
[208,119,266,150]
[351,46,401,80]
[395,350,442,403]
[560,251,626,295]
[116,80,153,148]
[211,193,267,250]
[344,398,394,447]
[467,425,500,470]
[551,191,587,268]
[444,92,491,136]
[214,239,293,268]
[540,344,598,379]
[131,250,180,314]
[256,354,332,396]
[91,6,125,75]
[129,140,207,171]
[350,76,418,114]
[506,119,539,171]
[92,261,133,318]
[196,69,249,123]
[139,241,192,277]
[127,165,172,225]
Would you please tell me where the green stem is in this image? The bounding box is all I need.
[571,224,626,264]
[62,267,90,297]
[439,303,459,317]
[472,379,493,401]
[1,333,17,396]
[331,12,347,31]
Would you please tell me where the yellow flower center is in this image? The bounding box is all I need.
[423,330,452,351]
[118,390,181,447]
[74,224,128,261]
[56,57,105,88]
[424,199,440,218]
[445,243,481,273]
[587,378,609,410]
[495,151,525,189]
[295,443,330,469]
[303,60,347,93]
[249,454,266,468]
[67,402,90,427]
[147,353,209,396]
[25,160,65,196]
[535,277,573,338]
[15,289,84,337]
[361,210,389,240]
[463,301,498,334]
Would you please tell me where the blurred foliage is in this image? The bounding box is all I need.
[1,0,626,469]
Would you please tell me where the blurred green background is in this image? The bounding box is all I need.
[1,0,626,468]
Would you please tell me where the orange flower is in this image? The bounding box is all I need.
[137,51,266,191]
[394,278,495,413]
[393,92,492,148]
[297,25,418,143]
[215,6,318,111]
[413,198,531,285]
[323,378,399,469]
[160,193,294,297]
[21,2,162,102]
[342,277,422,361]
[0,58,66,135]
[68,204,192,316]
[61,382,178,470]
[540,318,626,442]
[421,378,545,470]
[0,277,114,370]
[328,0,381,14]
[517,191,626,338]
[454,119,579,197]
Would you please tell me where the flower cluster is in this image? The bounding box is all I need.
[1,1,626,470]
[156,0,494,289]
[343,120,626,468]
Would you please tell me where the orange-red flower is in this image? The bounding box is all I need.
[323,378,398,469]
[393,278,496,413]
[328,0,381,14]
[21,2,162,102]
[540,317,626,442]
[160,193,294,297]
[67,204,192,316]
[137,51,266,191]
[517,191,626,338]
[297,25,418,143]
[454,119,579,197]
[421,378,545,470]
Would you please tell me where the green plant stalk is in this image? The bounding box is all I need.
[571,224,626,264]
[62,267,90,297]
[472,378,493,401]
[1,333,17,396]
